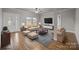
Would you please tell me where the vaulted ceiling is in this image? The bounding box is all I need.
[17,8,71,14]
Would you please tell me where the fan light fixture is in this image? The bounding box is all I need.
[35,8,40,13]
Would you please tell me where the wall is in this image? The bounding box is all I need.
[75,8,79,44]
[40,9,75,32]
[40,12,57,26]
[60,9,75,32]
[0,8,2,48]
[2,8,38,32]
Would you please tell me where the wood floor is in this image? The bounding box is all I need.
[10,32,48,50]
[1,32,79,50]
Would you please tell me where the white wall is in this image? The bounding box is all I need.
[75,8,79,44]
[2,8,38,32]
[40,9,75,32]
[0,8,2,48]
[60,9,75,32]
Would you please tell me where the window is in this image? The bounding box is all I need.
[8,17,11,25]
[32,18,37,26]
[25,17,37,27]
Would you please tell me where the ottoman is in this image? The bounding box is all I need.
[27,32,38,40]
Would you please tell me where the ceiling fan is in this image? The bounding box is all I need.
[35,8,40,13]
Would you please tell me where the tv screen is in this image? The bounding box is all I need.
[44,18,52,24]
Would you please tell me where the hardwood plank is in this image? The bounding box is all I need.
[11,32,47,50]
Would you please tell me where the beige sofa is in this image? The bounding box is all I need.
[48,28,78,50]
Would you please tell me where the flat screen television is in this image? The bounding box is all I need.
[44,18,53,24]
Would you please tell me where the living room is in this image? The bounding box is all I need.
[0,8,79,50]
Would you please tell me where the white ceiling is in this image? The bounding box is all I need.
[17,8,73,14]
